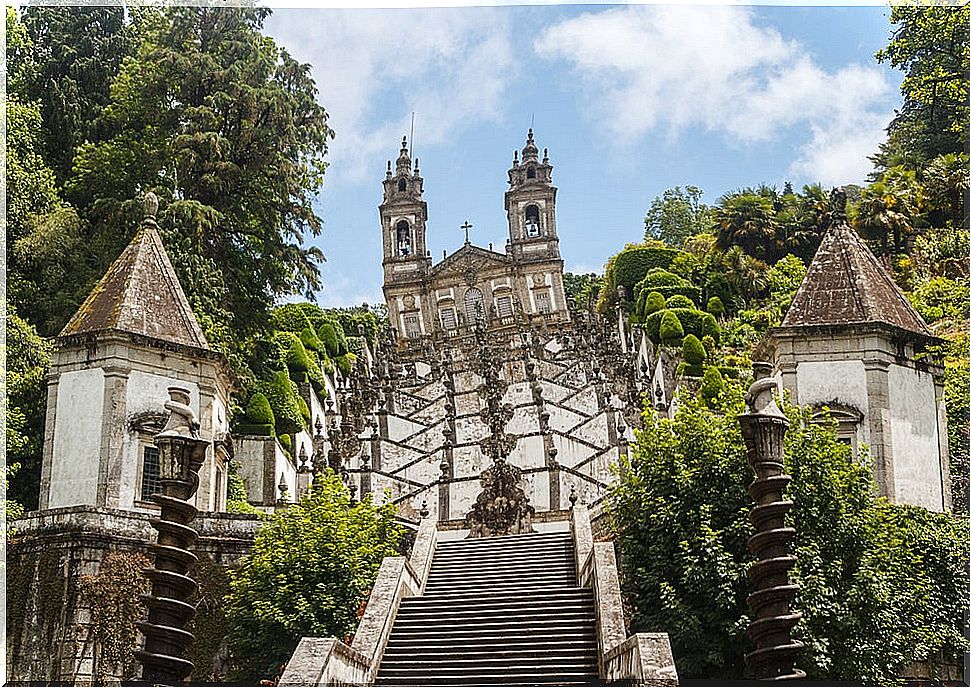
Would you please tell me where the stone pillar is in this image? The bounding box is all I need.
[38,371,59,510]
[864,359,895,502]
[738,365,804,680]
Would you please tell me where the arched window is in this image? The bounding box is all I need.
[396,220,412,257]
[527,166,536,179]
[525,204,541,237]
[398,178,407,192]
[464,287,484,324]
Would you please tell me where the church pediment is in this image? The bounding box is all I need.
[430,244,510,282]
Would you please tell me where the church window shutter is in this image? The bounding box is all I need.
[535,290,551,314]
[141,446,163,500]
[464,287,485,323]
[495,295,513,318]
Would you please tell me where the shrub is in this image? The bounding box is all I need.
[300,327,323,352]
[276,332,311,373]
[700,366,725,408]
[271,303,313,334]
[318,322,343,357]
[244,392,275,426]
[677,362,705,378]
[682,334,706,365]
[279,433,292,452]
[701,335,717,358]
[707,296,725,316]
[256,370,307,435]
[646,308,720,344]
[297,396,311,426]
[613,245,684,294]
[234,423,274,437]
[337,352,357,377]
[634,268,702,303]
[660,311,684,344]
[642,291,667,317]
[225,474,404,679]
[666,294,696,310]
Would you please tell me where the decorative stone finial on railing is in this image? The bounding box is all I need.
[738,364,805,680]
[143,191,159,222]
[135,387,208,684]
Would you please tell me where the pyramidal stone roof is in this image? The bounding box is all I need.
[59,197,209,349]
[781,216,930,336]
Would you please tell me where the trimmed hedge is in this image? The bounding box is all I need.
[646,308,720,344]
[244,392,275,426]
[337,352,357,377]
[707,296,725,316]
[677,363,705,378]
[318,322,344,357]
[613,246,683,294]
[256,370,307,435]
[271,303,313,334]
[633,268,702,304]
[700,366,726,408]
[682,334,706,365]
[660,311,684,343]
[666,294,696,310]
[300,327,323,352]
[644,291,666,316]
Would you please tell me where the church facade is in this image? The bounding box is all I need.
[381,130,570,340]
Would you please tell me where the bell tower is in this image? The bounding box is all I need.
[380,136,430,281]
[505,129,561,263]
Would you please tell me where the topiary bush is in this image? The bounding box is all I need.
[317,322,344,357]
[278,433,292,453]
[271,303,313,334]
[660,310,684,344]
[707,296,725,317]
[237,392,275,436]
[666,294,696,310]
[644,291,666,316]
[700,366,726,408]
[337,352,357,377]
[256,370,307,435]
[682,334,707,366]
[612,245,684,295]
[646,308,720,344]
[634,268,702,303]
[300,327,323,353]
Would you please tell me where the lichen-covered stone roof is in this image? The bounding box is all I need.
[781,220,930,335]
[59,221,209,349]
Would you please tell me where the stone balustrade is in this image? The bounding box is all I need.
[571,504,679,686]
[279,517,437,686]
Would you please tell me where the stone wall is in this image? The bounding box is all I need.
[6,506,259,682]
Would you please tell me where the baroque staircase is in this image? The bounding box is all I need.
[375,530,598,686]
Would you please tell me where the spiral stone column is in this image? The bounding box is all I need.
[738,364,805,681]
[136,387,209,684]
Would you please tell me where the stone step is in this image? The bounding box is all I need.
[375,676,598,686]
[381,646,597,660]
[389,615,596,633]
[423,579,575,594]
[425,567,576,584]
[429,552,574,568]
[383,637,598,652]
[398,597,592,614]
[395,605,593,622]
[410,587,592,604]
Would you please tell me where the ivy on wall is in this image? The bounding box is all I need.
[187,556,233,680]
[78,551,150,680]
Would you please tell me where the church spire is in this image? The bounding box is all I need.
[521,128,539,162]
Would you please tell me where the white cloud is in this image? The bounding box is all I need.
[534,5,893,185]
[266,9,515,186]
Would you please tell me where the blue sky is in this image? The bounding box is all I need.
[264,4,901,308]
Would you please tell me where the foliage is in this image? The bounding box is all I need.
[563,272,601,310]
[78,552,151,679]
[255,370,306,436]
[226,460,261,515]
[244,392,275,428]
[646,308,720,345]
[187,556,234,680]
[634,268,702,304]
[337,352,358,377]
[225,473,404,679]
[707,296,725,317]
[940,335,970,513]
[699,366,725,408]
[6,303,52,511]
[908,276,970,323]
[855,166,924,256]
[665,294,696,310]
[682,334,706,366]
[612,385,970,679]
[62,7,333,368]
[643,185,713,247]
[644,291,666,316]
[659,310,684,344]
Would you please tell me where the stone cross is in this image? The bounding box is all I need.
[461,221,473,245]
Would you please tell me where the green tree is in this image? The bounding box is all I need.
[855,166,924,255]
[225,473,404,679]
[562,272,601,309]
[610,383,970,680]
[713,191,778,262]
[14,6,133,181]
[876,5,970,167]
[68,7,334,367]
[6,302,52,511]
[644,186,712,246]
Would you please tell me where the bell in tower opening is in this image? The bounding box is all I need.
[396,220,412,256]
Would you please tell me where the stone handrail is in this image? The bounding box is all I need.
[571,505,679,685]
[280,517,438,686]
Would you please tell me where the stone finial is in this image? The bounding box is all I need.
[830,186,847,222]
[143,191,159,221]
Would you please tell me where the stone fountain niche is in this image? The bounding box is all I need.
[464,458,535,538]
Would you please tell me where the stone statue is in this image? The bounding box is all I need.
[465,459,535,538]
